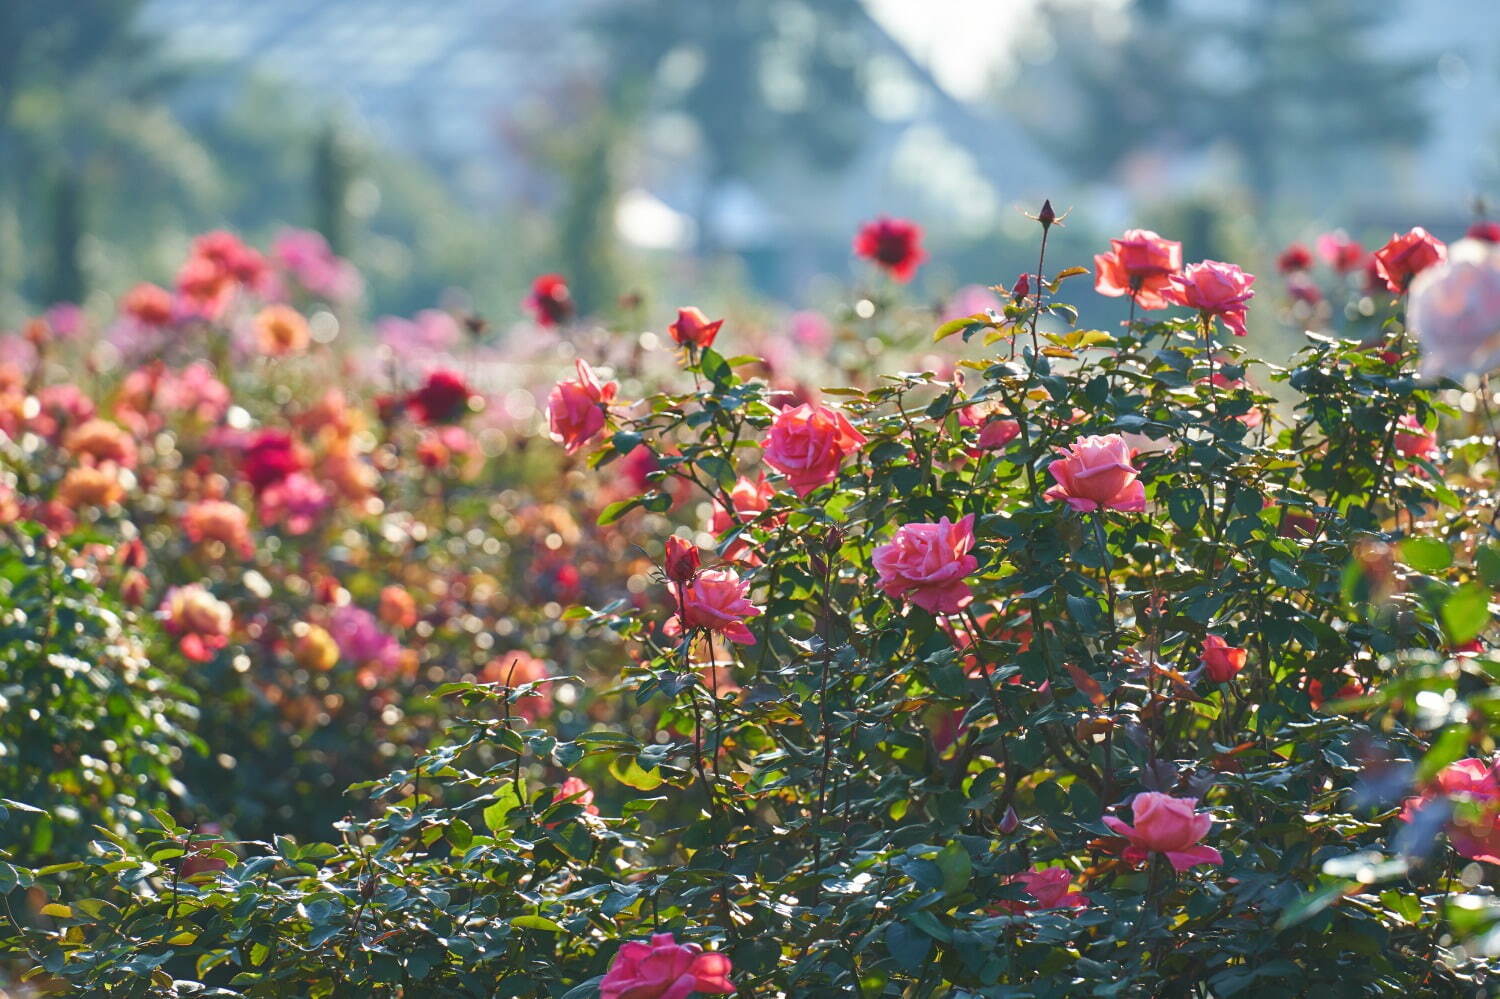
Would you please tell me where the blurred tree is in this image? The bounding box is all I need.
[45,168,85,305]
[597,0,872,254]
[1003,0,1429,209]
[312,121,353,256]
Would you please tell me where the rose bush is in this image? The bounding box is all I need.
[1,209,1499,997]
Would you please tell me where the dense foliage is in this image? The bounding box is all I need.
[2,217,1500,997]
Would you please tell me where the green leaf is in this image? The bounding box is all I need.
[609,757,664,791]
[510,915,565,932]
[1441,584,1490,645]
[1399,537,1451,574]
[935,841,972,896]
[482,785,524,833]
[885,921,931,972]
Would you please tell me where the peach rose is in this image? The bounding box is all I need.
[1200,634,1247,683]
[159,584,233,662]
[872,514,978,615]
[1093,229,1183,309]
[763,402,866,497]
[547,358,616,454]
[254,304,310,356]
[1044,434,1146,513]
[1103,792,1222,871]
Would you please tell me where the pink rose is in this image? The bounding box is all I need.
[1103,792,1223,872]
[1401,758,1500,864]
[976,417,1020,451]
[549,776,599,819]
[1044,434,1146,513]
[667,307,724,350]
[1374,227,1447,294]
[1200,634,1247,683]
[1093,229,1183,310]
[668,568,763,645]
[1317,231,1366,273]
[1408,238,1500,381]
[1165,260,1256,338]
[1394,415,1438,462]
[547,359,617,454]
[997,866,1090,912]
[663,535,701,583]
[712,474,779,564]
[872,514,979,615]
[763,402,866,497]
[601,933,734,999]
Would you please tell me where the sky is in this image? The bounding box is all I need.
[864,0,1031,100]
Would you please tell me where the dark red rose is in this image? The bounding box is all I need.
[406,369,472,425]
[242,430,303,493]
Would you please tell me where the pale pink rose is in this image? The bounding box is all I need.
[872,514,978,615]
[601,933,734,999]
[789,310,832,350]
[1103,792,1223,872]
[1044,434,1146,513]
[1165,260,1256,338]
[943,284,1004,322]
[1401,758,1500,864]
[547,358,617,454]
[763,402,866,497]
[1408,238,1500,381]
[1094,229,1183,309]
[667,568,762,645]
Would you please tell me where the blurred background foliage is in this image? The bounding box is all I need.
[0,0,1494,344]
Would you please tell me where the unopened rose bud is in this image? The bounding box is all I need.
[120,569,150,607]
[1038,199,1056,228]
[998,805,1020,834]
[1010,272,1032,303]
[664,535,701,584]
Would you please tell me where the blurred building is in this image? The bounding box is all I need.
[137,0,1058,296]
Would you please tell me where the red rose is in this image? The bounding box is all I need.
[853,217,926,282]
[525,273,573,327]
[1373,227,1447,293]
